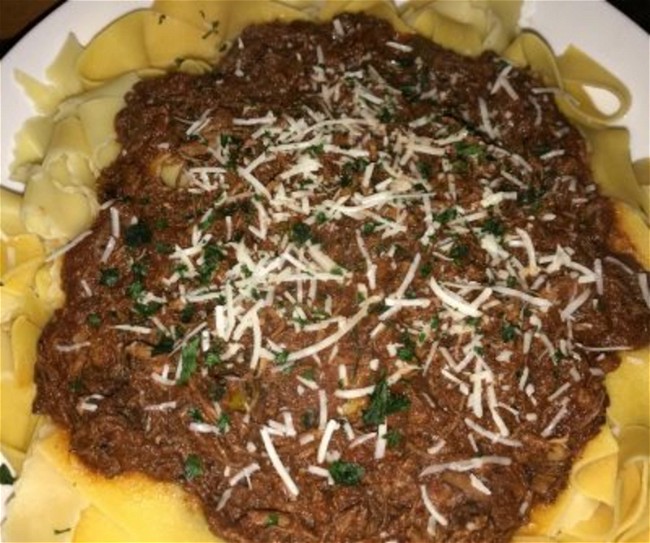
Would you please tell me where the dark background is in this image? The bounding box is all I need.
[0,0,648,58]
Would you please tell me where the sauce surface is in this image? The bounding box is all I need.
[35,14,650,543]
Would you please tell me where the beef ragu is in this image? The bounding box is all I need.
[34,13,649,543]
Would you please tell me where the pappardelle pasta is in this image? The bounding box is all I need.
[1,1,648,542]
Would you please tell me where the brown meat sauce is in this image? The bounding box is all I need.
[34,14,649,543]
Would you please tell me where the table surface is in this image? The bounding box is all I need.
[1,0,648,57]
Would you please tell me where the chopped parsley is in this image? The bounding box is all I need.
[184,454,203,480]
[265,512,280,527]
[124,221,152,247]
[86,313,101,328]
[198,242,224,285]
[481,217,505,237]
[99,267,120,287]
[386,429,403,448]
[433,207,457,225]
[454,141,485,158]
[152,335,174,355]
[180,304,195,323]
[205,349,222,368]
[274,350,290,365]
[501,322,518,342]
[290,221,312,246]
[362,376,411,427]
[329,460,365,486]
[449,242,469,263]
[178,337,200,385]
[216,412,231,433]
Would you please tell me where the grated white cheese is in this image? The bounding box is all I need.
[260,427,299,497]
[317,419,341,463]
[419,485,449,526]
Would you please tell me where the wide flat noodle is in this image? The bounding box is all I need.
[400,0,521,56]
[37,429,219,542]
[2,431,89,543]
[320,0,410,32]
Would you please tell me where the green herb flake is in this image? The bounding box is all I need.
[127,279,145,300]
[329,460,365,486]
[183,454,203,480]
[152,335,174,355]
[265,513,280,527]
[362,377,411,427]
[433,207,457,225]
[134,301,161,317]
[481,217,505,237]
[454,141,485,159]
[198,242,224,284]
[188,407,204,422]
[205,349,222,368]
[449,242,469,263]
[217,412,231,433]
[86,313,101,328]
[124,221,153,247]
[397,345,415,362]
[362,221,377,235]
[180,304,196,323]
[99,267,120,287]
[501,322,518,342]
[290,221,312,246]
[430,314,440,330]
[419,261,433,278]
[274,350,290,365]
[386,429,403,448]
[53,528,72,536]
[178,337,201,385]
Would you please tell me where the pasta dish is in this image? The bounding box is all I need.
[1,1,648,542]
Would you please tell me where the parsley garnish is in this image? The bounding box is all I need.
[180,304,195,323]
[188,407,204,422]
[152,335,174,355]
[454,141,485,159]
[217,412,230,433]
[362,377,410,427]
[205,349,222,368]
[290,222,312,246]
[265,513,280,527]
[178,337,200,385]
[481,217,505,237]
[449,242,469,263]
[274,350,290,365]
[124,221,152,247]
[386,429,403,448]
[198,242,224,284]
[501,322,518,342]
[329,460,365,486]
[184,454,203,480]
[86,313,101,328]
[99,267,120,287]
[433,207,457,224]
